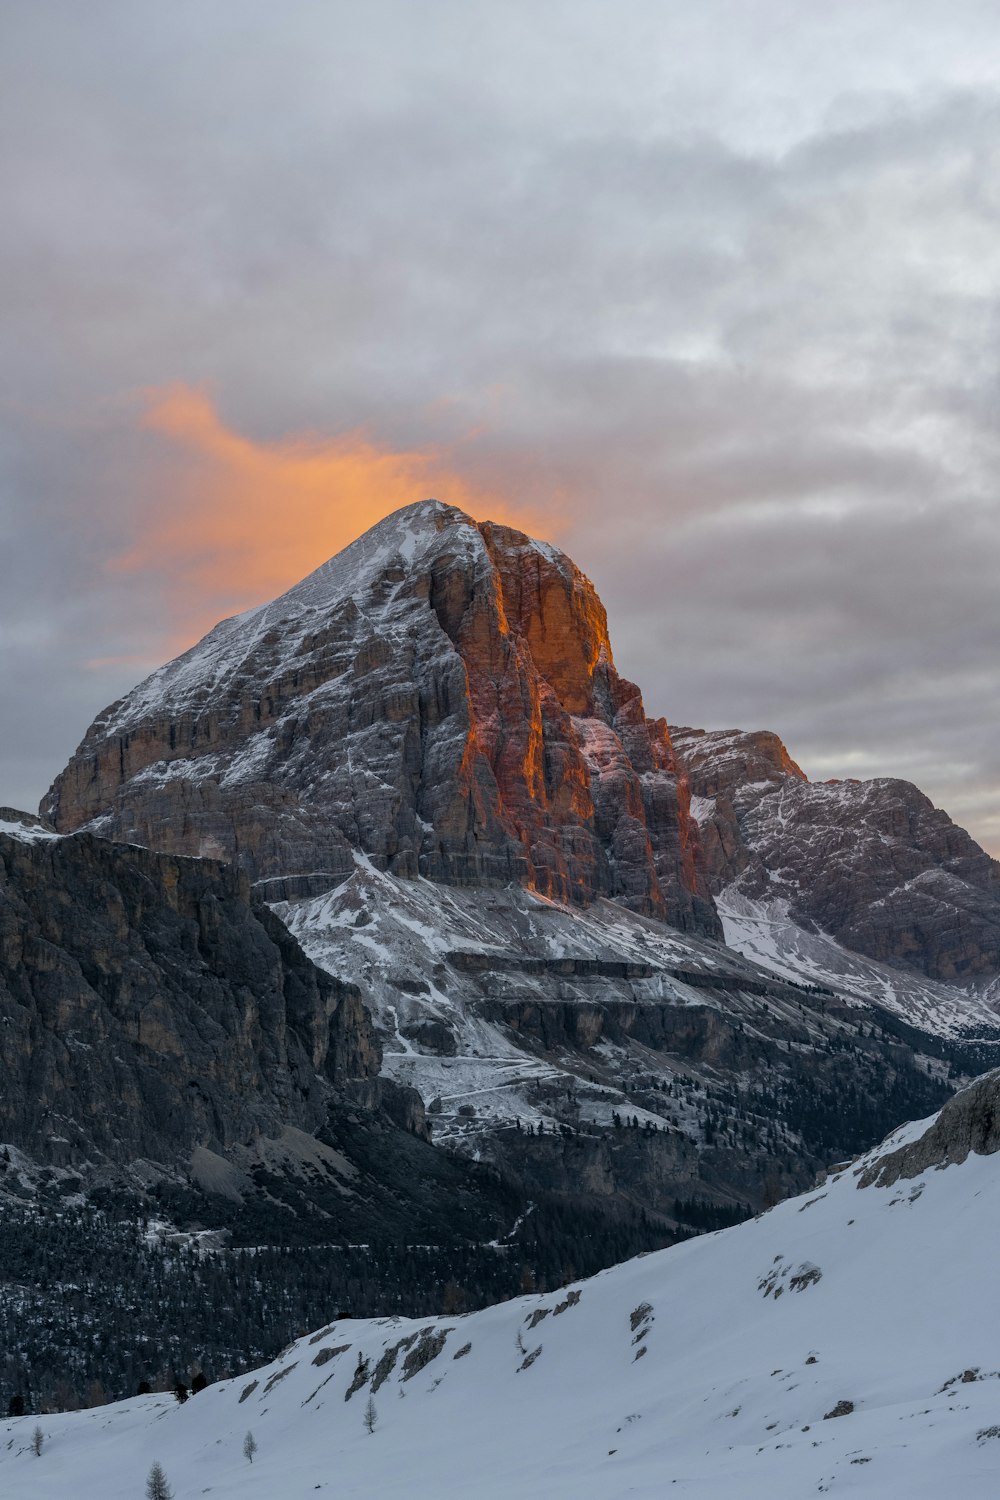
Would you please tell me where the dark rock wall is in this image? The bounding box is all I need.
[0,829,376,1167]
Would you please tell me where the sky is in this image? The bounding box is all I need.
[1,0,998,855]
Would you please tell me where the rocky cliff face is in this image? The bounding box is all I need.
[673,727,1000,983]
[43,501,718,935]
[0,817,378,1170]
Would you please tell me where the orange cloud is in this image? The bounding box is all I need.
[116,385,554,648]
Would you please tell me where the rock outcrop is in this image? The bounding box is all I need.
[859,1067,1000,1187]
[673,727,1000,983]
[43,501,718,935]
[0,821,378,1169]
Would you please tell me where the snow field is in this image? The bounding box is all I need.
[5,1104,1000,1498]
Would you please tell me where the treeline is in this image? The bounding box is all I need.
[0,1196,671,1415]
[673,1197,752,1232]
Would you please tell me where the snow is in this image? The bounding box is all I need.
[717,888,1000,1037]
[275,854,794,1144]
[688,794,716,825]
[6,1093,1000,1498]
[0,815,59,843]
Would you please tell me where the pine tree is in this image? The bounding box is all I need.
[243,1430,258,1463]
[364,1393,378,1434]
[146,1461,173,1500]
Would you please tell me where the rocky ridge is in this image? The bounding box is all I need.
[0,817,522,1247]
[45,501,717,935]
[674,726,1000,984]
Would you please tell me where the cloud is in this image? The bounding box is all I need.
[113,385,557,646]
[0,2,997,858]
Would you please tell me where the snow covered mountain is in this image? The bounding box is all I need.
[33,499,1000,1221]
[44,501,1000,1042]
[672,726,1000,1042]
[44,500,717,935]
[7,1069,1000,1500]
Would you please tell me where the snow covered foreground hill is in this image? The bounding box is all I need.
[6,1076,1000,1499]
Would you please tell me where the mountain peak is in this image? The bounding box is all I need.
[44,504,718,933]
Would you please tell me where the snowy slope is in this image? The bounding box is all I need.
[718,889,1000,1039]
[0,811,58,843]
[278,854,943,1169]
[5,1076,1000,1499]
[277,853,765,1143]
[94,500,486,735]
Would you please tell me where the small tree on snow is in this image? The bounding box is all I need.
[146,1461,173,1500]
[32,1425,43,1457]
[364,1394,378,1434]
[243,1429,258,1463]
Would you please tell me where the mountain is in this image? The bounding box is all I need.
[673,726,1000,994]
[44,500,717,936]
[6,1070,1000,1499]
[34,501,999,1225]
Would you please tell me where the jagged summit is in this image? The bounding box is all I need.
[84,501,578,736]
[672,726,808,791]
[45,502,718,933]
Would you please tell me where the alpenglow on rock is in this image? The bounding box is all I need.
[45,501,719,935]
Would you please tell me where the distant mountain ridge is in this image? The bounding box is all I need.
[673,726,1000,984]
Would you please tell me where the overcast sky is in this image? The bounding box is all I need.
[1,1,998,854]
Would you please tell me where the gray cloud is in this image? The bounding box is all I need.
[0,2,997,853]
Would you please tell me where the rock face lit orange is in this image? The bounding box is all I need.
[45,502,720,936]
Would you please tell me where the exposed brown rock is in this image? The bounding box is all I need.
[44,502,719,935]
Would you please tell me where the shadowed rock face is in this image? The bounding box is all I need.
[43,501,719,935]
[673,727,1000,983]
[0,823,378,1168]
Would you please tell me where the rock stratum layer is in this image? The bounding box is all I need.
[674,727,1000,983]
[44,501,718,935]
